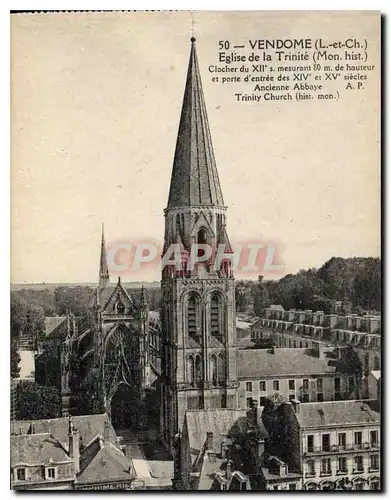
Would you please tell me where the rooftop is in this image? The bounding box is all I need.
[296,400,380,428]
[185,408,268,457]
[11,414,119,451]
[238,348,336,379]
[370,370,381,380]
[11,432,70,466]
[76,438,135,485]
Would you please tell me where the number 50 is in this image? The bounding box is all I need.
[219,41,230,50]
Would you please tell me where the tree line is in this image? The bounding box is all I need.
[235,257,381,316]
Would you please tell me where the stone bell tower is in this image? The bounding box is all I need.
[160,38,239,450]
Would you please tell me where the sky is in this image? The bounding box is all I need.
[11,11,380,284]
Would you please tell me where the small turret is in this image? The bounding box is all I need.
[99,223,110,289]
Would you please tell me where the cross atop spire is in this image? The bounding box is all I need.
[167,38,225,208]
[99,223,109,289]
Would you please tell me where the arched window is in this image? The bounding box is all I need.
[116,300,125,314]
[175,214,181,235]
[197,228,207,245]
[218,353,225,385]
[187,356,195,387]
[210,293,223,341]
[364,353,370,370]
[195,355,202,386]
[188,293,201,344]
[210,354,217,386]
[374,356,380,370]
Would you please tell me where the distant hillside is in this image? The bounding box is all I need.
[237,256,381,316]
[11,257,381,317]
[11,281,161,291]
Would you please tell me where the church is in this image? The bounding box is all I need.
[35,225,161,430]
[160,37,241,450]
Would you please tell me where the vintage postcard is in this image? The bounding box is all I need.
[10,11,381,491]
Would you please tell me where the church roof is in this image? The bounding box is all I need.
[167,38,224,208]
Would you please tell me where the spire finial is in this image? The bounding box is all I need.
[191,12,195,43]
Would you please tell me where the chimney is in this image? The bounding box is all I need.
[226,459,233,481]
[104,419,111,441]
[68,418,80,474]
[288,309,296,322]
[329,314,338,329]
[250,399,260,427]
[369,317,380,334]
[291,399,301,414]
[206,431,214,451]
[256,438,265,458]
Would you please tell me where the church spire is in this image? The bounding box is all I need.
[99,223,109,288]
[167,37,224,208]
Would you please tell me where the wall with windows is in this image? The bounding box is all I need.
[302,425,380,490]
[12,462,75,490]
[239,374,353,407]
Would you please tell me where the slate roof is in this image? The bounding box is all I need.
[11,415,135,486]
[197,456,225,490]
[185,408,268,456]
[45,317,66,337]
[238,348,336,379]
[11,433,70,466]
[77,439,135,485]
[370,370,381,380]
[296,400,381,428]
[167,38,224,208]
[12,414,119,452]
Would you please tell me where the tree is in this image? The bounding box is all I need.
[11,294,28,340]
[25,303,45,343]
[71,368,104,415]
[251,275,270,316]
[235,281,252,312]
[54,285,94,316]
[11,294,45,348]
[17,381,61,420]
[11,340,21,379]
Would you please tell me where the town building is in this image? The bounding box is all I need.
[251,306,381,399]
[367,370,381,402]
[295,399,381,491]
[173,398,303,491]
[237,347,358,406]
[11,414,136,490]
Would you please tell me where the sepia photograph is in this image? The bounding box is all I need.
[10,10,381,491]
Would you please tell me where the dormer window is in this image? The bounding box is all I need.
[16,468,26,481]
[45,466,57,480]
[47,467,56,479]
